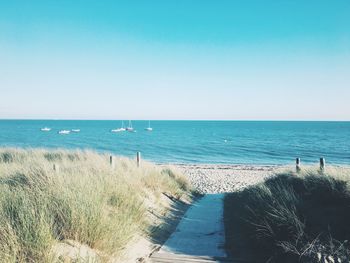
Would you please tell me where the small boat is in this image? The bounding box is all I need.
[145,121,153,131]
[40,127,51,132]
[126,120,134,132]
[111,121,126,133]
[71,129,80,133]
[58,130,70,135]
[111,128,125,132]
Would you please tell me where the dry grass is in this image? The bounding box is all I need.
[224,167,350,263]
[0,148,191,262]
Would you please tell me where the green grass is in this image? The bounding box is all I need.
[0,148,191,262]
[224,167,350,263]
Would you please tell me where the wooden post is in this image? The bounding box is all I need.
[296,158,301,173]
[110,155,115,169]
[53,164,59,173]
[320,157,325,172]
[136,152,141,167]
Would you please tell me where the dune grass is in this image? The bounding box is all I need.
[224,167,350,263]
[0,148,191,262]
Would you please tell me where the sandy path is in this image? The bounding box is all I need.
[150,164,287,262]
[151,194,227,261]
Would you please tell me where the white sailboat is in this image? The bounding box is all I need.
[58,130,70,135]
[126,120,134,132]
[71,129,80,133]
[145,120,153,131]
[111,121,126,132]
[40,127,51,132]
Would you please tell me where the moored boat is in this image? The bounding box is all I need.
[111,121,126,132]
[126,120,134,131]
[58,130,70,134]
[145,120,153,131]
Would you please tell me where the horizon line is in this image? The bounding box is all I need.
[0,118,349,122]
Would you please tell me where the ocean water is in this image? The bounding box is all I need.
[0,120,349,165]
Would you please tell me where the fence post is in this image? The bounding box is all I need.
[320,157,325,172]
[137,152,141,167]
[296,158,301,173]
[110,155,115,170]
[53,164,59,173]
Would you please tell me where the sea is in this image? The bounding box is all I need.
[0,120,349,165]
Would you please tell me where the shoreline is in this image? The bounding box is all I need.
[1,146,349,168]
[167,163,286,169]
[159,161,350,168]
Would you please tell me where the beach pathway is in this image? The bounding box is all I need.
[151,194,232,262]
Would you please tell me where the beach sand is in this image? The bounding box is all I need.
[172,164,289,193]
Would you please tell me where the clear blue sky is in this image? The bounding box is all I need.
[0,0,349,120]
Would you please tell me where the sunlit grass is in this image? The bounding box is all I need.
[0,148,190,262]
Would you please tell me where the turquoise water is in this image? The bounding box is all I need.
[0,120,349,165]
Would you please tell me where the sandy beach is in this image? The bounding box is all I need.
[171,164,289,193]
